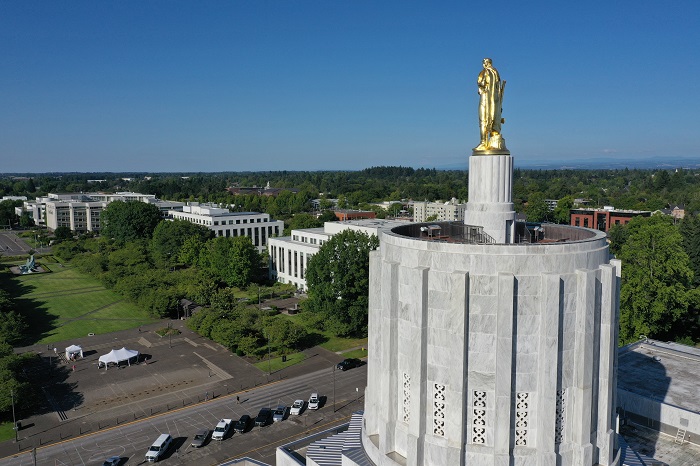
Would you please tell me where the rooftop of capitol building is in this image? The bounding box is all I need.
[618,339,700,414]
[390,221,602,245]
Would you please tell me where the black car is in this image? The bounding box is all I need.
[336,358,362,371]
[234,414,252,433]
[254,408,272,427]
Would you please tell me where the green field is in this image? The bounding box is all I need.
[0,422,15,443]
[280,312,367,352]
[6,264,159,344]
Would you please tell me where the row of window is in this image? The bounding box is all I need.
[291,235,324,246]
[270,245,310,280]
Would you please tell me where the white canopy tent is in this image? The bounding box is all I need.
[98,347,140,369]
[65,344,83,360]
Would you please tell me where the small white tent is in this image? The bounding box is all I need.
[98,347,140,369]
[65,345,83,360]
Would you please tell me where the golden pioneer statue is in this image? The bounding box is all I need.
[473,58,509,154]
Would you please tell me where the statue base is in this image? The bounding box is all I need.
[472,148,511,156]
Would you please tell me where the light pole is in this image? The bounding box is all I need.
[332,365,336,412]
[11,389,17,442]
[168,322,172,348]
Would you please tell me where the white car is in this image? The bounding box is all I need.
[308,393,320,410]
[290,399,304,415]
[212,418,232,441]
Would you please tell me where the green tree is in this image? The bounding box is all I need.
[100,201,162,244]
[525,192,550,222]
[618,215,695,344]
[285,213,322,236]
[150,220,212,267]
[317,211,339,223]
[266,318,308,353]
[552,195,574,224]
[204,236,261,287]
[53,226,73,242]
[607,223,629,257]
[305,229,379,336]
[679,214,700,286]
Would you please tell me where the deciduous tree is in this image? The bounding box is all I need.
[305,230,379,336]
[100,201,162,244]
[618,215,696,344]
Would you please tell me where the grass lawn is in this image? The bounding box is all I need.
[4,264,159,344]
[340,348,368,359]
[278,312,367,352]
[0,422,16,443]
[253,352,306,373]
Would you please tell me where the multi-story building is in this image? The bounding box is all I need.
[45,197,108,233]
[570,207,651,232]
[42,192,185,233]
[333,209,377,221]
[412,198,466,223]
[169,203,283,252]
[268,218,409,291]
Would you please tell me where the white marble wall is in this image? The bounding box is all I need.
[362,229,620,466]
[465,155,516,243]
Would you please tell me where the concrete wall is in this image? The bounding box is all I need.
[618,389,700,446]
[362,228,619,466]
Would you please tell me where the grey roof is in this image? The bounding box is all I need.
[618,340,700,413]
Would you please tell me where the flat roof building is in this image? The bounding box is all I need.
[169,203,283,252]
[570,208,651,232]
[268,218,410,291]
[412,198,466,223]
[41,192,185,233]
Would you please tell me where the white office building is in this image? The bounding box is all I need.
[412,198,466,223]
[41,192,185,233]
[169,203,283,253]
[268,218,409,291]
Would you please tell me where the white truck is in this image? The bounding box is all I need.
[212,418,232,441]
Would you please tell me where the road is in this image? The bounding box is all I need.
[0,365,367,466]
[0,231,31,256]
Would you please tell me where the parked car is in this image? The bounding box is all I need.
[336,358,362,371]
[234,414,252,433]
[273,405,287,422]
[212,419,232,441]
[290,399,304,415]
[190,429,209,448]
[308,393,320,410]
[102,457,122,466]
[255,407,272,427]
[145,434,172,463]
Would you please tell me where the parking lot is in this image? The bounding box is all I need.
[4,320,362,464]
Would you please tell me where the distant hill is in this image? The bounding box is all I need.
[434,156,700,171]
[515,156,700,170]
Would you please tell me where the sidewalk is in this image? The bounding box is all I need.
[2,320,345,458]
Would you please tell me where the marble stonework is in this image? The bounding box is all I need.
[361,231,621,466]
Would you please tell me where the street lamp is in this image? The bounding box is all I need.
[332,365,336,412]
[11,389,17,442]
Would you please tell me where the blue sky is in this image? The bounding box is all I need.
[2,1,699,172]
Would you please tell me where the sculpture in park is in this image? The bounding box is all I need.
[473,58,509,154]
[19,254,36,274]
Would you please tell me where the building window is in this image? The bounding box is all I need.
[433,383,446,436]
[515,392,529,446]
[403,372,411,423]
[472,390,487,444]
[555,389,566,444]
[583,218,589,228]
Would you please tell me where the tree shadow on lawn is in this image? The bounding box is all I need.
[21,354,85,418]
[0,267,59,345]
[300,331,328,348]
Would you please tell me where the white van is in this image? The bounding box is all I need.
[145,434,172,462]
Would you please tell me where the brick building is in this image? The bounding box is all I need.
[570,208,651,232]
